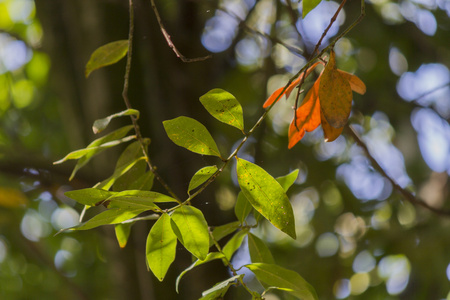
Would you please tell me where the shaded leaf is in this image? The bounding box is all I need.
[276,169,299,192]
[321,110,343,142]
[234,192,253,223]
[248,233,275,264]
[303,0,322,18]
[163,117,221,158]
[115,222,133,248]
[200,89,244,131]
[107,190,178,209]
[95,157,145,190]
[188,166,218,195]
[210,221,241,247]
[176,252,225,293]
[146,213,177,281]
[113,160,154,192]
[85,40,129,78]
[93,109,140,134]
[199,274,244,300]
[319,50,353,128]
[171,205,209,260]
[65,188,113,206]
[236,158,296,239]
[263,62,320,108]
[222,230,247,261]
[246,263,318,300]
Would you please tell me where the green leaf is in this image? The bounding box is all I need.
[210,221,241,247]
[95,157,145,190]
[199,88,244,131]
[247,233,275,264]
[236,158,296,239]
[246,263,318,300]
[146,213,177,281]
[199,274,244,300]
[170,205,209,260]
[234,192,253,223]
[65,188,113,206]
[115,222,133,248]
[106,190,177,210]
[113,160,154,192]
[85,40,129,78]
[54,125,134,180]
[222,230,247,261]
[163,116,222,158]
[188,165,218,195]
[276,169,299,192]
[71,208,145,231]
[93,109,140,134]
[302,0,322,18]
[175,252,225,293]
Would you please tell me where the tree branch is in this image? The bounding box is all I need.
[124,0,180,202]
[346,125,450,217]
[149,0,211,62]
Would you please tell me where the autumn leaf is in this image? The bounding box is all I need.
[265,49,366,148]
[288,76,322,149]
[263,62,320,109]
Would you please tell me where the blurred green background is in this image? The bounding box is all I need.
[0,0,449,299]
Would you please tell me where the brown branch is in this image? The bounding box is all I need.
[124,0,180,201]
[346,125,450,217]
[149,0,211,62]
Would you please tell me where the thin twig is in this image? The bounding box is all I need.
[124,0,180,202]
[346,125,450,217]
[149,0,211,62]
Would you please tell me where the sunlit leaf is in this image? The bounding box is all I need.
[54,125,134,180]
[70,208,145,231]
[92,109,140,134]
[337,70,366,95]
[85,40,129,78]
[199,275,244,300]
[263,62,320,108]
[188,165,218,195]
[210,221,241,247]
[115,222,133,248]
[319,50,353,129]
[199,89,244,131]
[276,169,299,192]
[288,77,321,149]
[170,205,209,260]
[248,233,275,264]
[246,263,318,300]
[176,252,225,293]
[222,230,247,261]
[234,192,253,223]
[146,213,177,281]
[163,116,222,158]
[303,0,322,18]
[236,158,296,239]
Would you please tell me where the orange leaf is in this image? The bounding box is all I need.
[321,110,343,142]
[263,62,320,109]
[337,70,366,95]
[287,77,321,149]
[319,50,353,129]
